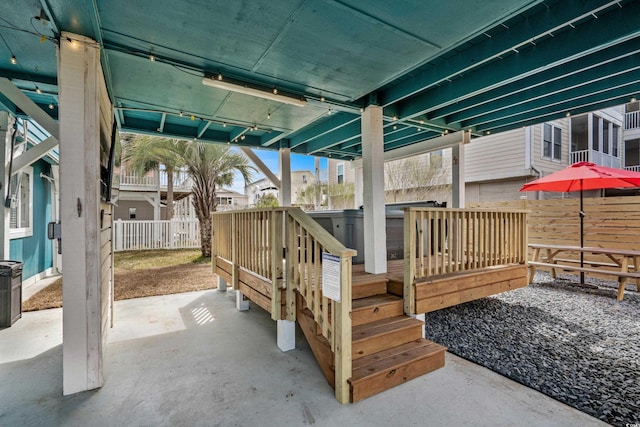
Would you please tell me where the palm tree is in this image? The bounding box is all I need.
[122,135,183,220]
[123,136,253,256]
[170,141,254,257]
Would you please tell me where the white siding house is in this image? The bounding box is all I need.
[328,107,625,205]
[246,170,315,206]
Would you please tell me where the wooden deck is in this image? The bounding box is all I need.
[212,206,528,404]
[216,257,526,402]
[355,258,528,314]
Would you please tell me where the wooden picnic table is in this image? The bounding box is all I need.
[528,243,640,301]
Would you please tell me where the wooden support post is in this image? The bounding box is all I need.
[334,255,352,404]
[617,256,629,301]
[403,210,416,314]
[270,210,283,320]
[231,213,238,290]
[546,248,557,278]
[529,247,540,283]
[285,213,297,320]
[59,32,110,395]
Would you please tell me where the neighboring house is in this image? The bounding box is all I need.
[607,100,640,197]
[466,108,623,202]
[213,188,249,212]
[328,152,452,209]
[246,170,315,206]
[5,117,59,285]
[623,100,640,171]
[112,165,248,219]
[112,165,193,220]
[464,118,570,203]
[328,107,625,206]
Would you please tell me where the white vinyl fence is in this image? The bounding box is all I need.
[113,219,200,251]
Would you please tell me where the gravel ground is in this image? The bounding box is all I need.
[424,272,640,426]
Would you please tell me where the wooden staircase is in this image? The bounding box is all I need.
[297,271,447,403]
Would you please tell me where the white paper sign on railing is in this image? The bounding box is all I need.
[322,252,341,302]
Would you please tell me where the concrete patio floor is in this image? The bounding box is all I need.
[1,289,605,427]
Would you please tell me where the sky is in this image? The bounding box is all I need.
[230,148,328,193]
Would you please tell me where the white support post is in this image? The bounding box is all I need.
[279,148,291,206]
[277,319,296,352]
[217,275,227,292]
[314,156,321,210]
[236,290,249,311]
[0,112,13,259]
[59,32,106,396]
[114,219,122,251]
[353,165,363,209]
[361,105,387,274]
[451,142,465,208]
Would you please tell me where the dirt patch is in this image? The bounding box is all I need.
[23,262,216,312]
[114,263,215,300]
[23,278,63,312]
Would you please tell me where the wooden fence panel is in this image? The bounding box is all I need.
[469,196,640,279]
[469,196,640,251]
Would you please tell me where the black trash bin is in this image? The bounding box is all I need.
[0,260,23,328]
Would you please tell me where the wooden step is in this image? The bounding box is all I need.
[352,316,423,360]
[351,294,403,327]
[352,273,389,299]
[350,338,446,402]
[387,278,403,297]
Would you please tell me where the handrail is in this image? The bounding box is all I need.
[284,207,353,403]
[211,207,354,404]
[403,207,528,314]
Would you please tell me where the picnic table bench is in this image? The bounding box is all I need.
[528,243,640,301]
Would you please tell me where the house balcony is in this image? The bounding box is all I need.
[570,149,621,168]
[625,111,640,140]
[114,169,193,193]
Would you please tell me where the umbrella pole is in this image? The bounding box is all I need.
[580,186,584,285]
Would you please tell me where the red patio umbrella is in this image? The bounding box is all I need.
[520,161,640,284]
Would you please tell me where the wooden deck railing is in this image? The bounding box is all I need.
[211,207,355,403]
[403,208,528,314]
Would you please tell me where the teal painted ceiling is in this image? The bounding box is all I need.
[1,0,639,159]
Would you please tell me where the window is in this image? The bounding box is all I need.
[9,168,33,239]
[543,123,562,160]
[430,150,443,169]
[128,207,137,219]
[302,174,307,184]
[337,164,344,184]
[612,125,619,157]
[592,115,600,151]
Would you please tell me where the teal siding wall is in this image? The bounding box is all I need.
[9,160,54,279]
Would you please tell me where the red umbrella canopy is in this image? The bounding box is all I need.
[520,162,640,193]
